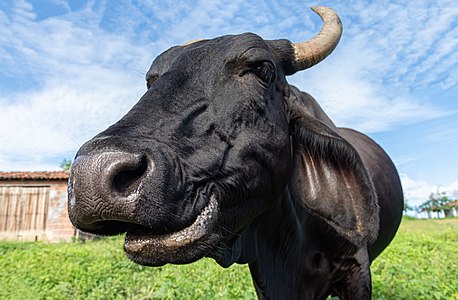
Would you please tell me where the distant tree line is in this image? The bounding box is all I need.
[405,191,458,218]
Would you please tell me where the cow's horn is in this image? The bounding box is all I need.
[292,6,342,71]
[183,39,204,46]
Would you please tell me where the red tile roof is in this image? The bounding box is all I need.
[0,171,69,180]
[446,200,458,207]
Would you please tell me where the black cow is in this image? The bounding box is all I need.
[68,7,403,299]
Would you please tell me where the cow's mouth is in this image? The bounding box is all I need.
[123,193,219,266]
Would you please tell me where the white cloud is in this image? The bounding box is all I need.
[288,37,447,132]
[286,0,457,132]
[401,173,458,207]
[0,1,150,170]
[0,70,145,169]
[345,1,457,91]
[50,0,71,12]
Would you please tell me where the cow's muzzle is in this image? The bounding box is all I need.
[68,145,223,266]
[68,151,151,235]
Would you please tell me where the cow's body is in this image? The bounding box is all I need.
[68,7,403,299]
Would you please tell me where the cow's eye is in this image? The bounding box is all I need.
[251,62,276,85]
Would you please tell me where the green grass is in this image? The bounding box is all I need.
[371,218,458,300]
[1,218,457,299]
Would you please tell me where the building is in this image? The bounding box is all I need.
[0,171,76,242]
[445,200,458,217]
[419,199,458,219]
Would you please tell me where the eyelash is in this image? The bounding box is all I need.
[251,62,276,85]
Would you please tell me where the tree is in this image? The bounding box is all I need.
[60,158,72,171]
[403,200,413,214]
[419,198,434,218]
[419,191,453,218]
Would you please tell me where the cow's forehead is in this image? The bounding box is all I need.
[146,33,272,78]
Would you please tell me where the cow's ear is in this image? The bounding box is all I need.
[285,91,379,246]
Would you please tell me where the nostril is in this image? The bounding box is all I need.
[112,156,148,195]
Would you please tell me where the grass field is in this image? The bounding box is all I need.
[1,218,457,299]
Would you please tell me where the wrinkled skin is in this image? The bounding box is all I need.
[68,33,403,299]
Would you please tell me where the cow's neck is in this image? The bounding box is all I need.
[244,188,363,299]
[246,188,305,299]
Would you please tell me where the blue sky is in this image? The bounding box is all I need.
[0,0,457,207]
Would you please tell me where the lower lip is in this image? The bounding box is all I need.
[124,193,218,254]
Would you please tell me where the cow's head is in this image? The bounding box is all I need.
[68,7,378,267]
